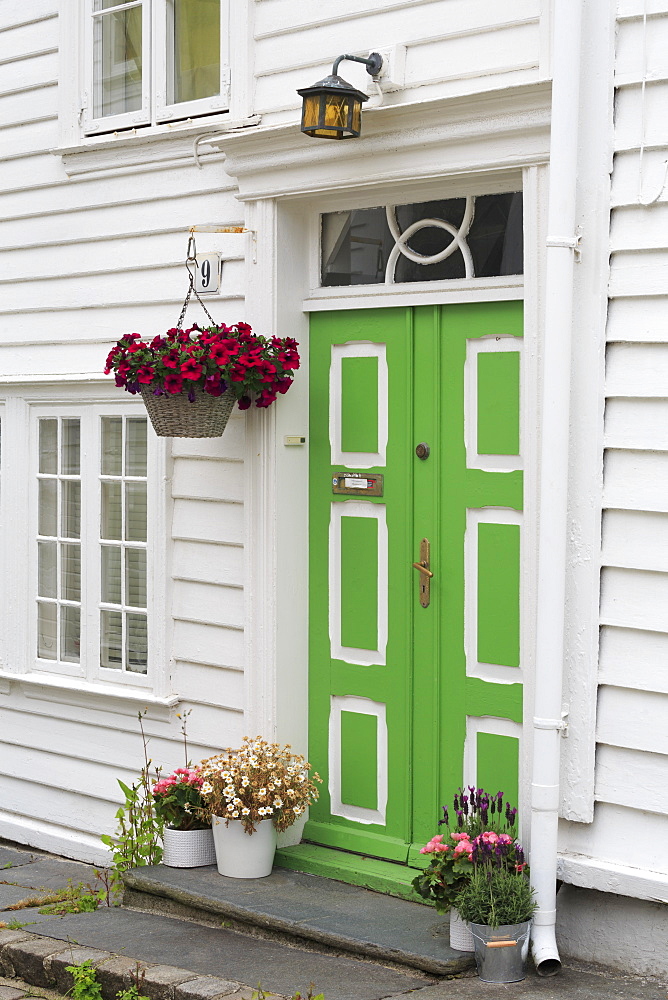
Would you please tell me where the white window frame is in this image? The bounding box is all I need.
[27,398,166,692]
[82,0,231,136]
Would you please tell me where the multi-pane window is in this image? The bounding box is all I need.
[85,0,229,135]
[35,412,151,682]
[99,417,148,674]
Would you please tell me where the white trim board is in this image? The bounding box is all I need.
[557,852,668,904]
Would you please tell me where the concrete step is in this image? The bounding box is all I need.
[122,864,473,978]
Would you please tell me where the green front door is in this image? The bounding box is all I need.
[306,302,524,875]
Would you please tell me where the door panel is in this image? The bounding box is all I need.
[308,302,524,867]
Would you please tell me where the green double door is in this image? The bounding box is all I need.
[307,302,524,870]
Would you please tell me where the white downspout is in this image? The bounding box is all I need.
[529,0,583,977]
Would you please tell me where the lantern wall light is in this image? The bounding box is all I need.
[297,52,384,140]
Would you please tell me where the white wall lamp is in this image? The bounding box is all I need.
[297,52,384,139]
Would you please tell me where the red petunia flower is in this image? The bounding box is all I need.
[164,373,184,394]
[180,358,203,380]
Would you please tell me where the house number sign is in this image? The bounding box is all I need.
[194,253,222,294]
[332,473,384,497]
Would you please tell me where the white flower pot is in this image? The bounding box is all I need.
[211,815,277,878]
[162,826,216,868]
[449,908,475,951]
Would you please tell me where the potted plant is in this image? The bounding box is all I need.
[198,736,321,878]
[412,787,518,952]
[455,836,536,983]
[104,323,300,438]
[152,766,216,868]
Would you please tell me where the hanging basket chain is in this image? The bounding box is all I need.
[176,233,217,330]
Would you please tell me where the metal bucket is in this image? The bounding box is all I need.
[470,921,531,983]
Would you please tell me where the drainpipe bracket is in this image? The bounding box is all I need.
[545,226,583,262]
[533,711,569,737]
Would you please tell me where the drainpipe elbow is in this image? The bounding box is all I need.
[531,914,562,977]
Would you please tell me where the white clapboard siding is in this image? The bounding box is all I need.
[253,0,540,114]
[0,1,57,27]
[1,776,115,838]
[606,343,668,394]
[0,53,57,95]
[595,745,668,815]
[603,451,668,512]
[607,297,668,342]
[171,422,247,463]
[172,539,243,587]
[614,13,668,86]
[172,618,245,668]
[609,251,668,298]
[558,802,668,875]
[597,687,668,756]
[171,660,245,712]
[172,457,244,504]
[0,152,66,192]
[605,399,668,451]
[617,0,668,17]
[611,149,668,209]
[602,509,668,570]
[172,498,244,546]
[614,82,668,152]
[610,204,668,253]
[172,579,244,631]
[599,625,668,694]
[600,567,668,632]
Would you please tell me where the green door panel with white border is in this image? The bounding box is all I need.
[308,302,524,866]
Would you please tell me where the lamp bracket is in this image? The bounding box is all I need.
[332,52,384,79]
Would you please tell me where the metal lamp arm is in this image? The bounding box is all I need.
[332,52,383,78]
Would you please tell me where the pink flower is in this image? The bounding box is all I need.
[451,832,470,842]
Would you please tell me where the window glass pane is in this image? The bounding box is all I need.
[125,482,147,542]
[126,612,148,673]
[38,542,57,599]
[125,418,147,477]
[38,479,58,537]
[37,602,57,660]
[60,605,80,662]
[101,609,123,668]
[93,5,143,117]
[170,0,220,104]
[61,543,81,602]
[125,548,147,608]
[321,193,523,286]
[102,417,123,476]
[61,481,81,538]
[102,545,122,605]
[101,481,122,540]
[62,419,80,475]
[39,420,58,474]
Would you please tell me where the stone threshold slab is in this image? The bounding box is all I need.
[123,865,471,978]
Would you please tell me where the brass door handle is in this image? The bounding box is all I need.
[413,538,431,607]
[412,561,433,578]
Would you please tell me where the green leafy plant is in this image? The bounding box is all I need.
[65,960,104,1000]
[115,964,148,1000]
[38,880,102,915]
[412,786,521,913]
[455,867,537,928]
[101,711,164,871]
[252,988,324,1000]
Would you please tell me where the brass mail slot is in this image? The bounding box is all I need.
[332,473,384,497]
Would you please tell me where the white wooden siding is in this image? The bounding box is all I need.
[582,0,668,877]
[0,2,253,860]
[253,0,543,119]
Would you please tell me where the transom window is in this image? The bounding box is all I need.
[321,192,523,287]
[35,410,152,684]
[84,0,229,134]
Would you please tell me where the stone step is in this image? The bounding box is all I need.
[122,864,473,978]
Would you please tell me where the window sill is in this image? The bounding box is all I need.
[0,669,179,721]
[53,115,261,177]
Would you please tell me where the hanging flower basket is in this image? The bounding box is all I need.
[141,384,236,439]
[105,322,300,439]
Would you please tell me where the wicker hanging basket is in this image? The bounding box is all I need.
[141,385,236,438]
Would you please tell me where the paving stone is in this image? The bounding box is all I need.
[175,978,244,1000]
[140,965,202,1000]
[0,860,104,892]
[0,987,27,1000]
[0,931,33,951]
[95,956,150,999]
[34,909,429,1000]
[0,851,36,871]
[0,885,58,911]
[2,937,68,986]
[48,947,113,995]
